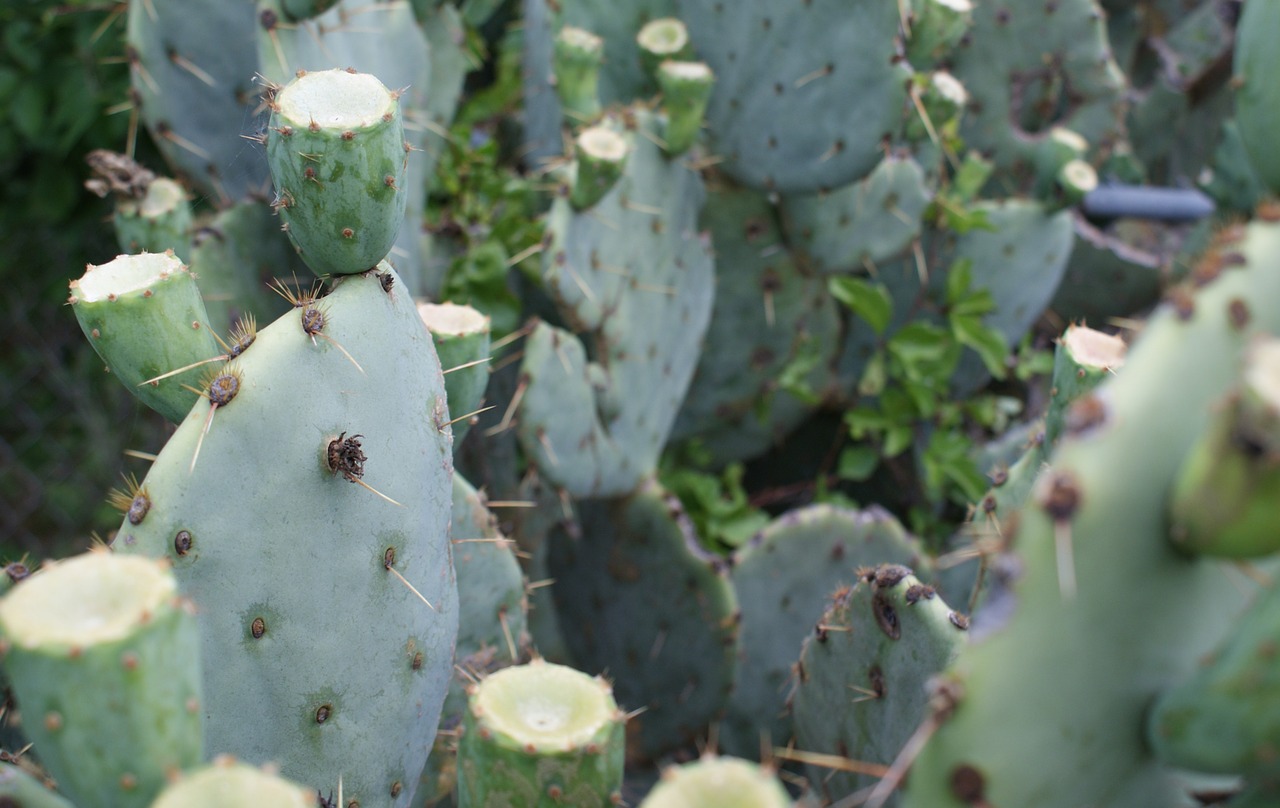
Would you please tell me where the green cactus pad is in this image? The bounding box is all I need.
[419,302,491,448]
[112,265,458,808]
[1231,0,1280,195]
[721,506,929,759]
[457,659,625,807]
[670,182,839,465]
[781,154,933,274]
[267,68,409,277]
[552,27,605,124]
[517,110,714,497]
[0,762,73,808]
[1170,336,1280,558]
[900,219,1280,807]
[547,479,739,761]
[677,0,910,191]
[656,61,714,157]
[256,0,442,293]
[1148,579,1280,778]
[0,552,203,808]
[69,251,220,424]
[150,757,315,808]
[569,125,629,210]
[125,0,266,202]
[638,756,791,808]
[112,177,194,261]
[1049,218,1165,324]
[947,0,1127,192]
[791,566,968,805]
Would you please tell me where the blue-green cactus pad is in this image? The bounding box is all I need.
[720,506,928,759]
[112,266,458,808]
[791,566,967,804]
[517,111,714,497]
[676,0,910,192]
[126,0,267,202]
[781,154,933,274]
[670,181,838,465]
[948,0,1128,191]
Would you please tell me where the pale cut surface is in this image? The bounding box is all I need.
[577,126,629,161]
[73,252,183,302]
[474,661,616,750]
[0,553,174,648]
[417,301,489,336]
[641,757,791,808]
[277,68,393,129]
[1064,324,1127,370]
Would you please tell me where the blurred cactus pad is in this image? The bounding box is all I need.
[8,0,1280,806]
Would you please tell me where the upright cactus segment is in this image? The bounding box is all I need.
[1170,335,1280,558]
[670,181,839,465]
[150,758,315,808]
[568,125,629,210]
[656,61,714,157]
[266,68,409,277]
[112,266,458,808]
[256,0,449,292]
[419,302,491,449]
[86,150,193,262]
[547,479,739,761]
[677,0,910,191]
[0,552,203,808]
[125,0,267,202]
[780,154,933,274]
[517,110,714,497]
[947,0,1128,192]
[456,659,625,807]
[790,565,968,806]
[553,27,605,124]
[900,218,1280,806]
[638,756,791,808]
[721,506,928,759]
[1148,577,1280,779]
[69,252,220,424]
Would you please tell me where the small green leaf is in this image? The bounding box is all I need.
[829,276,893,335]
[952,314,1009,380]
[837,445,880,481]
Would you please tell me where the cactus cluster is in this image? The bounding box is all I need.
[22,0,1280,806]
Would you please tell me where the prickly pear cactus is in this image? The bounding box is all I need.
[676,0,910,191]
[0,552,204,808]
[670,180,839,465]
[546,479,739,761]
[516,110,714,497]
[266,68,409,277]
[69,252,220,424]
[111,265,458,808]
[456,659,626,807]
[900,218,1280,807]
[125,0,267,202]
[791,565,968,806]
[720,506,928,758]
[780,154,933,274]
[947,0,1128,192]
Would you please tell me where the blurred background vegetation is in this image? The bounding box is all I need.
[0,1,170,560]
